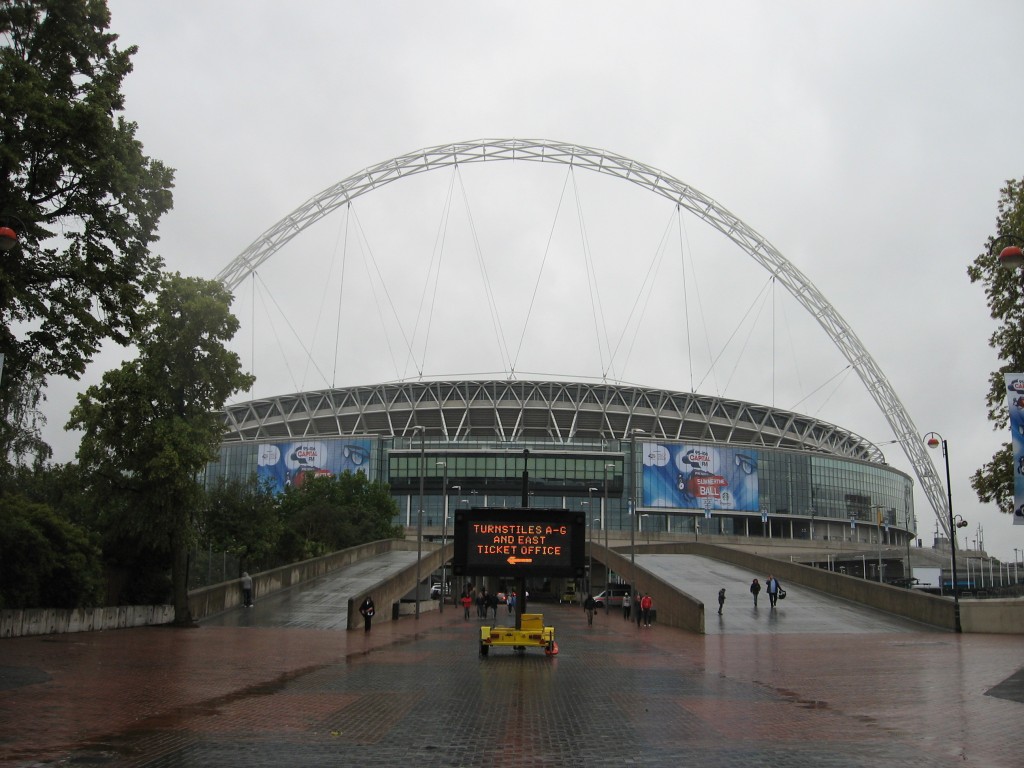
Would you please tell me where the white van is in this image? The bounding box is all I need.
[592,584,632,608]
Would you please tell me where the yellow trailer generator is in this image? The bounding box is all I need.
[480,613,557,656]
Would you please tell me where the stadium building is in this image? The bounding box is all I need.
[208,378,915,571]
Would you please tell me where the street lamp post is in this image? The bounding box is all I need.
[603,462,615,614]
[579,500,590,592]
[640,514,651,544]
[871,505,885,583]
[924,432,962,633]
[587,486,598,594]
[628,428,644,604]
[589,515,599,596]
[413,425,425,620]
[436,462,448,614]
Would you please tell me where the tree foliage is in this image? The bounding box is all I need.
[203,476,281,573]
[0,491,105,609]
[966,178,1024,513]
[68,273,254,624]
[0,0,174,464]
[276,472,403,560]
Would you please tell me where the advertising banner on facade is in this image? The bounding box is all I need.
[1005,374,1024,525]
[641,442,759,511]
[256,438,373,495]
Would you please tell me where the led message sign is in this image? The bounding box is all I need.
[452,508,586,578]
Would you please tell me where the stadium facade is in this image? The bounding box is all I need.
[208,379,915,552]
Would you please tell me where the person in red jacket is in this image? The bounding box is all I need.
[640,593,653,627]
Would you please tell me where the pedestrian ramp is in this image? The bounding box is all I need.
[200,550,418,630]
[638,554,938,634]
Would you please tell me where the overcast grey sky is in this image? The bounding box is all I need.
[40,1,1024,560]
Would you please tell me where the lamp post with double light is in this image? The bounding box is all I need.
[924,431,962,632]
[870,505,885,583]
[583,509,596,595]
[628,428,645,601]
[413,425,425,619]
[603,463,615,614]
[587,486,598,594]
[436,461,448,613]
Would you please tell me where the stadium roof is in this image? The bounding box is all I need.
[221,379,883,463]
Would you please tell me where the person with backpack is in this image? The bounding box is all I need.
[765,575,782,608]
[359,595,375,632]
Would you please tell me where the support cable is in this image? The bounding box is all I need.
[511,166,573,372]
[455,167,512,374]
[330,204,352,387]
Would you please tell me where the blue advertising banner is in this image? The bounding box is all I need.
[641,442,759,511]
[256,438,373,495]
[1005,374,1024,525]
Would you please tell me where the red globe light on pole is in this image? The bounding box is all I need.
[0,226,17,251]
[998,245,1024,270]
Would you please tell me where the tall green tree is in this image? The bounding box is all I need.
[68,273,254,625]
[0,0,174,464]
[966,178,1024,513]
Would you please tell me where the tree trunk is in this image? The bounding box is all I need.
[170,523,196,627]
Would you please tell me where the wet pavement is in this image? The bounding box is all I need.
[1,557,1023,766]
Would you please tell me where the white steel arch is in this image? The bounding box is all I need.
[215,138,947,537]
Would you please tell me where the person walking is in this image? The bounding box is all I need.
[717,588,726,615]
[765,575,782,608]
[359,595,375,632]
[583,593,597,626]
[640,593,653,627]
[507,591,516,615]
[461,592,473,620]
[750,578,761,608]
[487,590,499,621]
[635,592,643,628]
[622,592,631,621]
[240,572,253,607]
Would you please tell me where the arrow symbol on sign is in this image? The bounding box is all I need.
[507,556,533,565]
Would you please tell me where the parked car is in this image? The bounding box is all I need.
[592,584,632,608]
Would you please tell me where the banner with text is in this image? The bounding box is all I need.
[641,442,759,511]
[256,438,373,495]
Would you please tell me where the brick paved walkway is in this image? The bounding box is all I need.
[1,603,1021,766]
